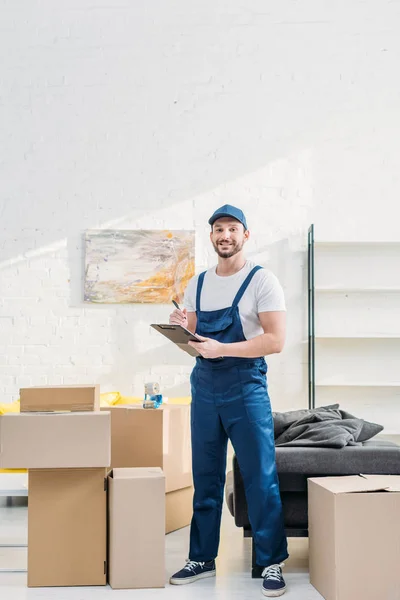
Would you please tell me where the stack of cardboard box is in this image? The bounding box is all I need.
[0,385,171,589]
[0,385,109,587]
[102,403,194,534]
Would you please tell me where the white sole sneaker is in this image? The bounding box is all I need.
[170,570,216,585]
[262,584,287,597]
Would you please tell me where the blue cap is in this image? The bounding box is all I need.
[208,204,248,230]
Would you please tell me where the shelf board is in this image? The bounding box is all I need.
[316,382,400,387]
[315,334,400,339]
[314,241,400,247]
[315,287,400,293]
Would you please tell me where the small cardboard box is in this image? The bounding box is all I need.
[166,485,193,534]
[20,384,100,412]
[308,475,400,600]
[102,404,192,493]
[108,467,165,589]
[28,468,107,587]
[0,412,110,469]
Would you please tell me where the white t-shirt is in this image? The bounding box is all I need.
[183,260,286,340]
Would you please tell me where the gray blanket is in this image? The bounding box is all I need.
[273,404,383,449]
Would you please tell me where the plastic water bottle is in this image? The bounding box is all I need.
[143,382,163,409]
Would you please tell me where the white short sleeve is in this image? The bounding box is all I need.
[183,275,198,313]
[256,270,286,312]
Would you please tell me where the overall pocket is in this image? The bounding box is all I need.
[238,365,271,423]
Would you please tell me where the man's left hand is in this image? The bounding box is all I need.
[189,335,224,359]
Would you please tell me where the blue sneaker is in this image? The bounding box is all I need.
[170,559,216,585]
[262,563,286,597]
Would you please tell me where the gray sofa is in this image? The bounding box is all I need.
[225,439,400,577]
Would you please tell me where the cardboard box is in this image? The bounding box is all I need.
[0,412,110,469]
[28,468,107,587]
[308,475,400,600]
[108,467,165,589]
[20,384,100,412]
[166,485,193,534]
[102,404,192,493]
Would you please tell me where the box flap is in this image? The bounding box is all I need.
[3,411,107,418]
[112,467,164,480]
[20,385,100,413]
[360,474,400,492]
[308,475,400,494]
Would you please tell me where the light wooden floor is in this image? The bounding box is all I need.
[0,497,322,599]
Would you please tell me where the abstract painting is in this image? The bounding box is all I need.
[84,229,195,303]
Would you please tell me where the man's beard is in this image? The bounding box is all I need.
[212,240,244,258]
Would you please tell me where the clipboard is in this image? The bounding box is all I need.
[150,324,203,357]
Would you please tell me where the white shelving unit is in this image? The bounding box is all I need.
[308,226,400,438]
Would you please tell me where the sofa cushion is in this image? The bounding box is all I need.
[276,439,400,475]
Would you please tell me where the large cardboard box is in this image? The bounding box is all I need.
[20,384,100,412]
[308,475,400,600]
[166,485,193,534]
[28,468,107,587]
[0,412,110,469]
[102,404,192,493]
[108,467,165,589]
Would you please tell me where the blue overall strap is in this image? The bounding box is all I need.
[232,266,263,308]
[196,271,207,312]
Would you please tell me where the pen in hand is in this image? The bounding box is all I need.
[171,299,190,331]
[172,300,213,353]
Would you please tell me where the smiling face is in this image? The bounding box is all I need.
[210,217,249,259]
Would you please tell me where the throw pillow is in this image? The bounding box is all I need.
[272,404,340,438]
[339,408,383,442]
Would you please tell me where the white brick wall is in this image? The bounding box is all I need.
[1,2,400,436]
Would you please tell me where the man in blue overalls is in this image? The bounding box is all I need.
[169,205,288,597]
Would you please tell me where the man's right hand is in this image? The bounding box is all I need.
[169,307,188,329]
